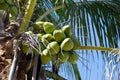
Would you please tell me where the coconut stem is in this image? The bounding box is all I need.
[74,46,114,52]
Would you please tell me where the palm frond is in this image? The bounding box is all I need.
[38,0,120,48]
[72,64,81,80]
[58,62,82,80]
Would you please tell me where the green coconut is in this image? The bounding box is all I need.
[51,55,57,62]
[71,36,81,50]
[37,33,44,41]
[58,51,69,63]
[41,49,51,64]
[41,49,48,55]
[42,34,53,46]
[62,25,72,37]
[21,43,31,54]
[10,6,18,17]
[43,22,55,34]
[6,0,12,5]
[53,30,66,42]
[60,38,74,51]
[47,41,60,55]
[33,21,44,30]
[25,31,33,35]
[0,3,8,10]
[68,51,79,64]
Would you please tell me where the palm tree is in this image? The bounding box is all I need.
[0,0,120,80]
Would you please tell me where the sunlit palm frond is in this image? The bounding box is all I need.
[38,0,120,48]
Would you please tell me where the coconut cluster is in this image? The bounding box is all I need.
[21,21,79,64]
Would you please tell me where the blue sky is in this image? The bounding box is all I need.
[78,51,105,80]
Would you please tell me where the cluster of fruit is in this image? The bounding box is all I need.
[22,21,79,64]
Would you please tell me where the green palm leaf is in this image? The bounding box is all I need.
[72,64,81,80]
[38,0,120,48]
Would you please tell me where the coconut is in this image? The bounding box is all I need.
[0,3,8,10]
[10,6,18,17]
[42,34,53,46]
[43,22,55,34]
[71,36,81,50]
[41,49,48,55]
[51,55,57,62]
[41,49,51,64]
[47,41,60,55]
[6,0,12,5]
[33,21,44,30]
[62,25,71,37]
[21,43,31,54]
[53,30,66,42]
[68,51,79,64]
[60,38,74,51]
[37,33,44,41]
[25,31,33,35]
[58,51,69,63]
